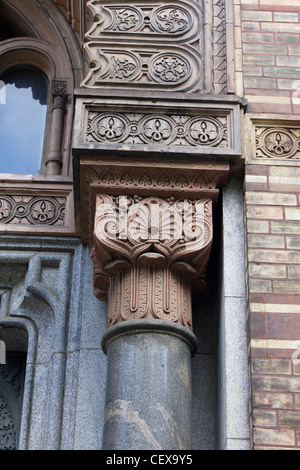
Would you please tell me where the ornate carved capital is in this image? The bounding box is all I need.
[92,194,213,329]
[52,80,68,109]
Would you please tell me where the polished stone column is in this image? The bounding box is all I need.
[102,319,197,450]
[92,194,213,450]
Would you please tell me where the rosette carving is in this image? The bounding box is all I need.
[92,195,213,329]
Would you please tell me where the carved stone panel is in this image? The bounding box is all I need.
[73,94,242,159]
[0,195,66,226]
[0,355,25,450]
[0,391,16,450]
[86,112,228,148]
[255,126,300,160]
[85,1,202,40]
[0,179,76,235]
[83,0,205,92]
[83,0,230,93]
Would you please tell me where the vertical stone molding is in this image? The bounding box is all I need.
[46,80,68,176]
[92,194,213,330]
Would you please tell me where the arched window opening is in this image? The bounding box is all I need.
[0,66,48,175]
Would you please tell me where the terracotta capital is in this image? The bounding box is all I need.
[92,194,213,329]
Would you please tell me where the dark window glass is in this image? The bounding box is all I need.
[0,67,48,175]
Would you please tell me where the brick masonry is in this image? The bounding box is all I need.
[245,165,300,449]
[236,0,300,114]
[237,0,300,450]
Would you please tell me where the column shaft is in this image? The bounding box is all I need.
[101,319,197,450]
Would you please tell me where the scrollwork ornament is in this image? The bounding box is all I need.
[113,8,140,31]
[185,117,225,147]
[0,195,66,226]
[256,127,300,159]
[140,116,175,144]
[87,113,129,142]
[152,6,191,34]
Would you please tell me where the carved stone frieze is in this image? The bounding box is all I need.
[255,126,300,160]
[73,94,242,158]
[85,1,202,40]
[92,194,213,328]
[0,195,66,226]
[86,112,228,148]
[0,180,76,235]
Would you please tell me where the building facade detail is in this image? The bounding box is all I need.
[255,126,300,160]
[82,0,230,94]
[7,0,300,452]
[92,195,213,328]
[86,112,228,148]
[0,195,66,227]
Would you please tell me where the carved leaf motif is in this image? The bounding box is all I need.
[143,118,173,142]
[114,8,140,31]
[110,56,137,79]
[93,196,213,328]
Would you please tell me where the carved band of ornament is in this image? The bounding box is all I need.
[0,195,66,226]
[255,127,300,160]
[86,2,202,39]
[84,166,223,191]
[92,195,213,328]
[86,112,227,148]
[52,80,68,108]
[82,47,202,91]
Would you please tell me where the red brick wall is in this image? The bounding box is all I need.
[240,0,300,450]
[240,0,300,114]
[245,164,300,449]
